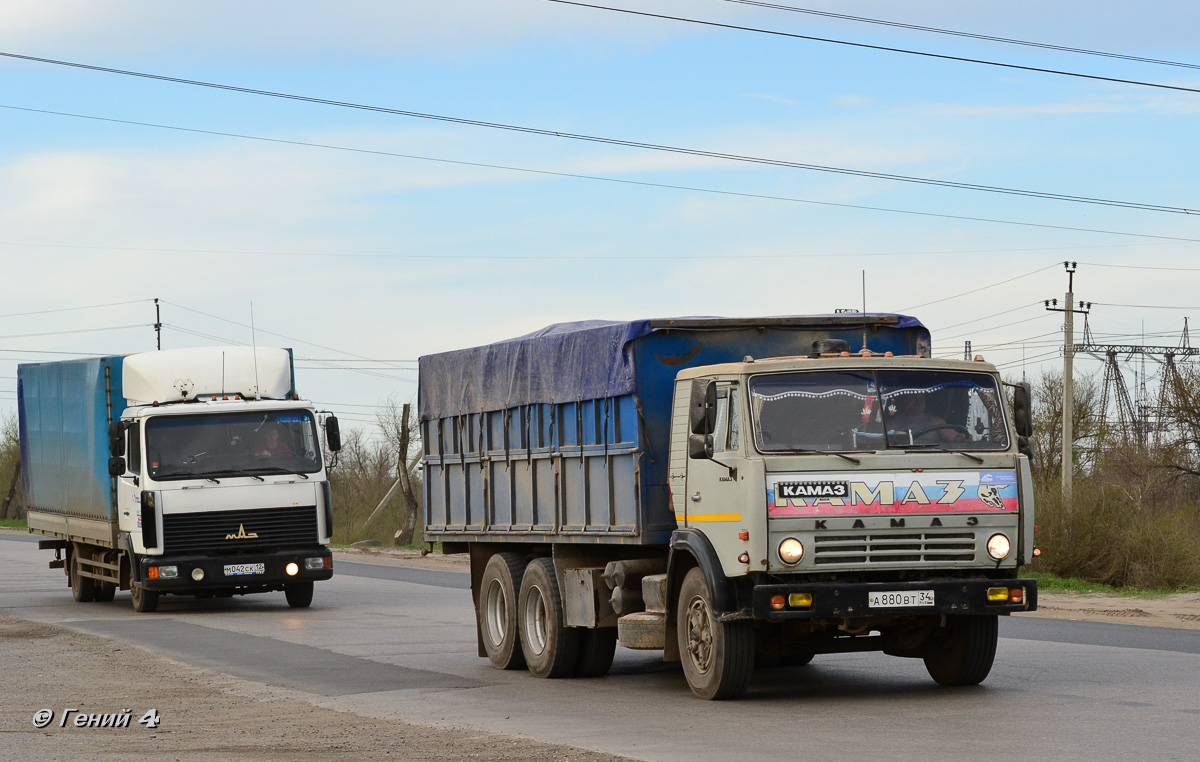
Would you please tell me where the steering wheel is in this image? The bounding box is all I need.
[912,423,971,440]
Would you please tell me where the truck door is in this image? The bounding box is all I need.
[683,381,744,528]
[116,420,142,536]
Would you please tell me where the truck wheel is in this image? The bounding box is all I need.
[518,558,580,678]
[922,614,998,686]
[573,627,617,678]
[479,552,526,670]
[93,583,117,603]
[677,567,754,700]
[285,581,314,608]
[70,547,96,603]
[130,582,160,613]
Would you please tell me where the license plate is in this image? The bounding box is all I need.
[223,563,265,576]
[869,590,935,608]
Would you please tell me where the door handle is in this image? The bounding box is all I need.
[691,492,701,503]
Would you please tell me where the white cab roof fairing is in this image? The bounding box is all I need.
[122,346,293,405]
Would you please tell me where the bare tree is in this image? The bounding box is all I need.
[361,396,423,546]
[0,413,23,520]
[1029,369,1102,479]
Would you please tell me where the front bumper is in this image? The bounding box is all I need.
[751,577,1037,620]
[138,547,333,592]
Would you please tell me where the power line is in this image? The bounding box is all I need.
[7,104,1200,246]
[0,324,150,340]
[929,301,1043,332]
[0,298,151,320]
[549,0,1200,99]
[1079,261,1200,272]
[722,1,1200,71]
[937,314,1054,342]
[897,262,1061,311]
[1,55,1196,215]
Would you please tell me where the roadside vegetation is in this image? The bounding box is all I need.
[1023,369,1200,590]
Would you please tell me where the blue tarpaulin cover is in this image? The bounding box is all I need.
[418,315,927,420]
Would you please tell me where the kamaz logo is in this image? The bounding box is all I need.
[777,481,849,499]
[225,524,259,540]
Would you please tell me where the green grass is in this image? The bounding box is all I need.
[0,519,26,529]
[1027,571,1200,598]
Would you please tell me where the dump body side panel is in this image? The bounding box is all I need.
[18,356,126,524]
[422,316,930,545]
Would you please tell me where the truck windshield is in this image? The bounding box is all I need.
[145,409,322,481]
[750,369,1010,453]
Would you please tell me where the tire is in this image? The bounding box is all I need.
[479,552,526,670]
[284,581,315,608]
[518,558,580,679]
[70,546,96,603]
[130,582,160,613]
[93,583,117,603]
[922,614,998,686]
[573,627,618,678]
[677,567,754,700]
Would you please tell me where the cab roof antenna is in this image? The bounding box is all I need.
[250,302,261,401]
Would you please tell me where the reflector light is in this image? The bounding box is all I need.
[1010,588,1024,604]
[770,595,786,610]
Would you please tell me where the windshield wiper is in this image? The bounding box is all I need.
[902,444,984,464]
[214,469,265,482]
[790,447,863,465]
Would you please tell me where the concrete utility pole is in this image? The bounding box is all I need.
[1045,262,1091,501]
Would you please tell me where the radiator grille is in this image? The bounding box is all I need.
[162,506,319,555]
[813,531,976,566]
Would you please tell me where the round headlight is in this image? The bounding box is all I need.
[191,567,205,581]
[986,533,1011,560]
[285,562,300,576]
[778,538,804,565]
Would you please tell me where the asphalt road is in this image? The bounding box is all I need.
[2,534,1197,761]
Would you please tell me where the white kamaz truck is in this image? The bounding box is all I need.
[420,315,1037,699]
[19,346,341,612]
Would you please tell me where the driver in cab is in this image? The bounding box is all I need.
[886,393,966,443]
[256,425,294,458]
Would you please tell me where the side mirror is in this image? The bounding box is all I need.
[108,421,125,458]
[1012,382,1033,438]
[324,415,342,452]
[689,379,717,435]
[108,456,126,477]
[1017,435,1034,469]
[688,433,714,460]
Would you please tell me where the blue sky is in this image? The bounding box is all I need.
[3,1,1199,435]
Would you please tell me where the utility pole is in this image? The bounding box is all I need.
[154,298,162,350]
[1045,262,1091,501]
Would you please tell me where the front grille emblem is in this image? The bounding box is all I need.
[226,524,260,540]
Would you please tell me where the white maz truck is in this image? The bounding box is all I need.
[18,346,341,612]
[420,315,1037,699]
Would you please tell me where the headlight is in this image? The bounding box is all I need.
[986,533,1011,560]
[285,562,300,576]
[778,538,804,565]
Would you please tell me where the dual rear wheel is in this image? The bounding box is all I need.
[477,554,616,679]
